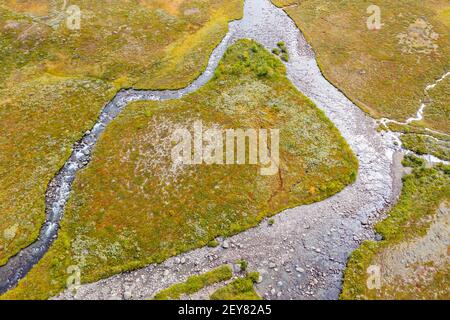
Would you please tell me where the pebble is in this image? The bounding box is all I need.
[123,291,132,300]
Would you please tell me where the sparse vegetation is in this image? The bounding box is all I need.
[272,42,289,62]
[210,271,261,300]
[153,265,233,300]
[277,42,286,52]
[2,40,357,300]
[402,154,425,168]
[341,163,450,299]
[280,53,289,62]
[422,75,450,135]
[207,239,220,248]
[237,260,248,272]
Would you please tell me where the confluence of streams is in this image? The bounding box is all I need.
[1,0,434,298]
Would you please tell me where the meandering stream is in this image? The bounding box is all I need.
[1,0,404,298]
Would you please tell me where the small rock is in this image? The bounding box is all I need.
[123,291,132,300]
[257,274,263,283]
[222,241,229,249]
[296,267,305,273]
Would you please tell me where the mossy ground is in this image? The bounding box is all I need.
[272,0,449,157]
[210,271,261,300]
[341,159,450,300]
[153,265,233,300]
[2,40,357,300]
[0,0,243,266]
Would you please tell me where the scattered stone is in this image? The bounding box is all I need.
[123,291,132,300]
[296,267,305,273]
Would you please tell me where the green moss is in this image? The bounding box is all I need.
[280,53,289,62]
[276,42,286,51]
[402,154,426,168]
[237,260,248,272]
[207,240,220,248]
[210,272,261,300]
[154,265,233,300]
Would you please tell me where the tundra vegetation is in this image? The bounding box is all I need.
[0,0,243,266]
[2,40,357,299]
[341,156,450,299]
[272,0,449,158]
[153,265,233,300]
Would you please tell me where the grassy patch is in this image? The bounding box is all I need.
[422,75,450,135]
[341,163,450,300]
[0,76,117,266]
[2,39,357,300]
[400,134,450,161]
[401,154,425,168]
[153,265,233,300]
[276,0,449,129]
[0,0,243,265]
[210,271,261,300]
